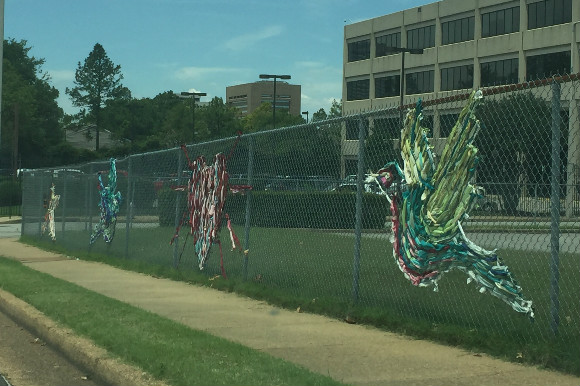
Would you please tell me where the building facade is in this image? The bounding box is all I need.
[226,81,301,117]
[341,0,580,179]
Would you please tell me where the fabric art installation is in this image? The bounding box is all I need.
[90,158,122,244]
[41,183,60,241]
[367,90,534,319]
[171,139,247,277]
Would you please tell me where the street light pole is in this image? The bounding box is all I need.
[385,47,424,126]
[302,111,309,123]
[259,74,291,129]
[181,91,206,143]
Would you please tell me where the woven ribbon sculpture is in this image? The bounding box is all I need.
[171,145,242,276]
[90,158,122,244]
[41,183,60,241]
[368,90,534,318]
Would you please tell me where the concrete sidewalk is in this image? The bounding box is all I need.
[0,237,578,386]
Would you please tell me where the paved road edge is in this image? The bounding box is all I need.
[0,288,169,386]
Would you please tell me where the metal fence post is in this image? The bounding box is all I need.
[88,164,94,237]
[352,115,366,305]
[243,137,254,281]
[61,171,67,240]
[550,80,561,336]
[125,156,133,259]
[38,175,44,237]
[173,149,184,268]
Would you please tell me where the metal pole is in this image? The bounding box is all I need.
[173,149,184,268]
[399,52,405,127]
[352,115,366,305]
[549,80,561,336]
[38,174,44,237]
[243,137,254,281]
[273,78,277,129]
[125,156,132,259]
[192,98,195,143]
[61,172,67,240]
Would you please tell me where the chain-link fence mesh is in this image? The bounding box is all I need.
[21,74,579,361]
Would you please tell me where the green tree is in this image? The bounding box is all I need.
[476,92,567,214]
[241,102,304,133]
[200,97,242,139]
[66,43,130,151]
[1,39,63,169]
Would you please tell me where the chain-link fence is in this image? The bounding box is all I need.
[21,74,579,366]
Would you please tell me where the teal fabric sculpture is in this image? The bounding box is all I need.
[368,90,534,318]
[90,158,122,244]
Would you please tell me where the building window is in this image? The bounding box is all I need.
[346,79,370,101]
[528,0,572,29]
[481,6,520,37]
[441,64,474,91]
[345,117,369,140]
[344,158,358,175]
[439,113,460,137]
[375,75,400,98]
[406,25,435,50]
[481,58,519,86]
[405,70,434,94]
[376,32,401,57]
[348,39,370,62]
[373,117,401,139]
[442,16,475,45]
[526,50,571,79]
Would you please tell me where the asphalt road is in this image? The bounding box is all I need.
[0,309,103,386]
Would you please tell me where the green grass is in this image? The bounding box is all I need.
[21,223,580,376]
[0,256,344,386]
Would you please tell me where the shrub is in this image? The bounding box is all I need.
[0,180,22,206]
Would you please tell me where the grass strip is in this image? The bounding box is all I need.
[0,256,344,386]
[20,231,580,376]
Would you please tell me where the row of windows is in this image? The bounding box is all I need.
[441,65,473,91]
[406,25,436,50]
[375,32,401,57]
[441,16,474,45]
[481,58,518,87]
[348,39,370,61]
[481,6,520,38]
[346,51,570,100]
[528,0,572,29]
[347,0,571,62]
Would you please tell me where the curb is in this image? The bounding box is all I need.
[0,289,168,386]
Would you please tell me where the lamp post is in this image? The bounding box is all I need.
[302,111,309,123]
[259,74,291,129]
[385,47,424,125]
[181,91,206,143]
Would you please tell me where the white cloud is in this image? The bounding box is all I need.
[223,25,283,51]
[47,69,75,85]
[174,66,245,81]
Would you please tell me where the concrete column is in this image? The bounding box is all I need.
[519,0,527,82]
[566,18,580,217]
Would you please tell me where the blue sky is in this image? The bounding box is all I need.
[5,0,427,116]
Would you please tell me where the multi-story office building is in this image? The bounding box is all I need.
[341,0,579,175]
[226,81,301,117]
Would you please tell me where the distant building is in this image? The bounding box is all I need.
[226,81,301,117]
[65,125,123,151]
[341,0,579,175]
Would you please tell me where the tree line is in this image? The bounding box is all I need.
[1,40,341,172]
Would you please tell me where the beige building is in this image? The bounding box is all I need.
[226,81,301,117]
[65,125,123,151]
[341,0,580,180]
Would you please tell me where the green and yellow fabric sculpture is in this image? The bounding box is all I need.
[368,90,534,318]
